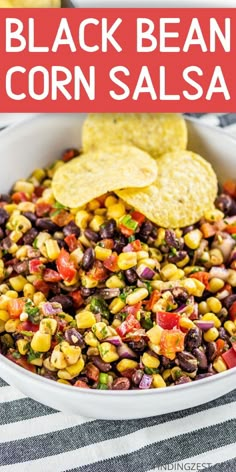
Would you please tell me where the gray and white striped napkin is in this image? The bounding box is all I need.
[0,113,235,472]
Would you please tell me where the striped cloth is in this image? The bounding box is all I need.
[0,113,236,472]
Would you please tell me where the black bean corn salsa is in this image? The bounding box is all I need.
[0,149,236,390]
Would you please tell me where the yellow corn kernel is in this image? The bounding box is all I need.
[176,254,190,268]
[168,269,185,281]
[51,346,67,370]
[198,301,209,315]
[39,318,58,335]
[162,369,172,382]
[0,261,4,280]
[63,272,79,287]
[4,204,18,214]
[112,319,122,329]
[152,374,167,388]
[18,202,36,213]
[160,263,178,281]
[10,230,23,243]
[5,319,20,332]
[5,290,18,299]
[171,366,183,380]
[204,209,224,223]
[61,313,74,323]
[209,278,225,293]
[87,199,100,211]
[207,297,222,314]
[179,317,195,330]
[94,208,106,216]
[184,229,202,250]
[30,357,43,367]
[87,347,100,357]
[203,327,219,342]
[31,331,51,352]
[137,250,149,261]
[42,188,55,204]
[118,252,137,270]
[31,168,46,182]
[183,278,205,297]
[224,320,236,336]
[107,202,126,219]
[14,180,34,196]
[116,359,138,373]
[142,352,160,369]
[213,356,227,373]
[60,342,81,365]
[105,195,118,208]
[9,275,27,292]
[76,310,96,329]
[209,248,224,266]
[8,243,19,255]
[34,232,51,250]
[70,247,84,267]
[92,322,111,340]
[78,233,91,249]
[43,357,57,372]
[81,275,98,289]
[0,309,10,322]
[75,210,90,229]
[0,295,10,310]
[227,269,236,287]
[109,297,125,314]
[126,288,148,305]
[99,342,119,363]
[146,325,163,345]
[57,379,71,385]
[44,239,60,261]
[16,246,28,261]
[148,341,161,355]
[14,215,32,233]
[154,228,166,247]
[139,258,156,270]
[33,292,46,306]
[23,283,35,299]
[106,275,125,289]
[65,356,85,378]
[0,320,5,333]
[84,331,99,347]
[89,215,105,232]
[0,284,9,294]
[16,338,29,356]
[201,312,221,328]
[95,246,112,261]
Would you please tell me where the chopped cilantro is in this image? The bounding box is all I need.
[20,330,34,337]
[25,300,40,324]
[27,348,41,362]
[90,297,110,320]
[144,367,159,375]
[33,238,38,249]
[12,351,21,359]
[119,292,127,303]
[128,235,136,242]
[55,332,64,343]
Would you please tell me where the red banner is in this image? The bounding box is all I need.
[0,8,235,112]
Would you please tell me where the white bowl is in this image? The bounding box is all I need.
[0,113,235,419]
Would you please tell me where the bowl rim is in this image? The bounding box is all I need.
[0,112,236,396]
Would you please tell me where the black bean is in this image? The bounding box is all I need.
[112,377,130,390]
[131,369,144,386]
[128,338,147,352]
[0,194,11,203]
[84,229,99,242]
[206,342,217,362]
[36,218,59,233]
[125,269,138,284]
[215,193,236,216]
[63,221,80,237]
[182,225,195,235]
[223,294,236,310]
[0,228,4,240]
[64,328,85,348]
[81,287,96,297]
[82,248,95,271]
[168,250,187,264]
[196,373,214,380]
[100,219,116,239]
[13,260,29,274]
[192,348,208,371]
[22,212,37,224]
[49,295,73,311]
[91,356,111,372]
[218,327,230,343]
[57,240,67,249]
[1,236,12,250]
[185,327,202,350]
[0,208,9,226]
[171,287,188,304]
[165,229,180,249]
[113,234,126,253]
[23,228,38,245]
[139,220,153,241]
[175,376,192,385]
[177,351,198,373]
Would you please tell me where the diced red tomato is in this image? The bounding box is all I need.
[156,312,180,330]
[119,224,135,237]
[90,260,108,281]
[43,268,62,283]
[123,302,142,317]
[222,347,236,368]
[103,252,119,272]
[229,301,236,322]
[6,353,36,373]
[116,313,141,338]
[64,234,78,252]
[225,224,236,235]
[62,148,79,162]
[17,320,39,332]
[86,363,99,382]
[100,239,114,249]
[160,329,185,360]
[56,248,77,283]
[35,202,52,217]
[130,239,142,252]
[130,211,145,226]
[51,210,74,227]
[223,180,236,198]
[200,223,216,239]
[29,259,44,274]
[145,290,161,311]
[121,368,136,379]
[33,186,45,198]
[70,290,84,309]
[11,192,29,203]
[216,338,226,356]
[74,380,88,388]
[33,279,50,297]
[7,299,25,319]
[231,339,236,353]
[190,271,210,290]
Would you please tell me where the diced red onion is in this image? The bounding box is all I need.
[137,280,147,288]
[123,244,134,253]
[175,304,187,313]
[117,342,137,359]
[194,320,214,331]
[212,232,235,262]
[41,302,62,316]
[105,336,122,347]
[139,374,152,389]
[209,266,229,281]
[216,289,231,300]
[136,264,155,280]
